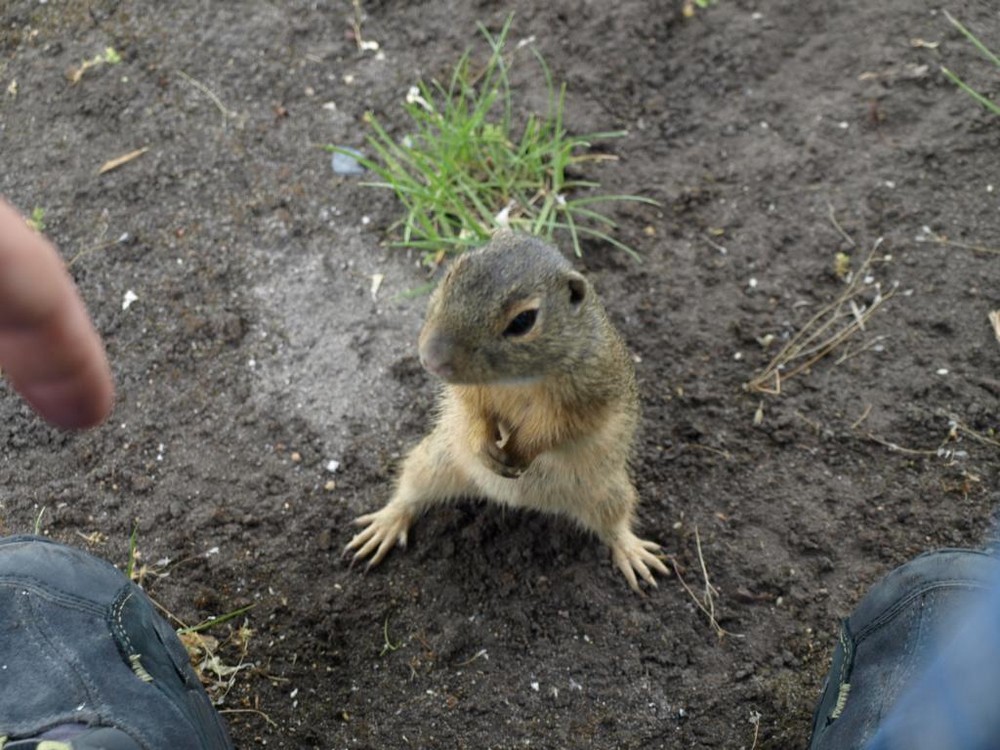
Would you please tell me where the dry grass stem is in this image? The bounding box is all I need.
[147,593,255,702]
[860,432,941,456]
[98,146,149,175]
[670,526,741,641]
[749,710,762,750]
[834,334,889,366]
[944,415,1000,450]
[850,404,873,430]
[918,229,1000,255]
[177,70,234,120]
[827,201,857,248]
[701,234,729,254]
[218,708,278,729]
[350,0,379,51]
[683,443,734,461]
[859,411,999,458]
[745,238,898,394]
[990,310,1000,344]
[69,237,123,268]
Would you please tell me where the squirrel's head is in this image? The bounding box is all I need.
[418,231,599,385]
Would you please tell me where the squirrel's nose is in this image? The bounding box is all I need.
[419,332,456,381]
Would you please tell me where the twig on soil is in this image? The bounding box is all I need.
[858,410,998,459]
[456,648,489,667]
[850,404,873,430]
[218,708,277,729]
[380,615,402,656]
[701,234,729,255]
[745,238,898,394]
[98,146,149,175]
[695,528,718,624]
[916,227,1000,255]
[827,201,856,248]
[350,0,380,52]
[682,443,734,461]
[177,70,235,121]
[68,234,128,268]
[859,432,941,456]
[670,526,742,641]
[941,413,1000,450]
[748,710,762,750]
[834,334,888,366]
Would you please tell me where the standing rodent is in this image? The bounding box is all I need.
[346,230,667,591]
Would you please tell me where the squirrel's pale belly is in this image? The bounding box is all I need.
[451,431,627,519]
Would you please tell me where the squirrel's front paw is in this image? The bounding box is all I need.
[609,531,670,594]
[345,505,413,568]
[480,420,532,478]
[480,438,530,478]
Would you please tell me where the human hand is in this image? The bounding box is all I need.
[0,198,114,429]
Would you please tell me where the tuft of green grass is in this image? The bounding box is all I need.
[126,521,140,580]
[942,10,1000,116]
[25,207,45,232]
[683,0,717,16]
[177,604,256,635]
[327,15,656,264]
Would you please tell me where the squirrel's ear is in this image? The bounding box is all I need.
[567,272,587,310]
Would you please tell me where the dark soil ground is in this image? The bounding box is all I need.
[2,1,999,747]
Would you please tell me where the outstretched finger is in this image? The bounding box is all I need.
[0,199,113,429]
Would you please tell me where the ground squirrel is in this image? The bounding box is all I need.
[346,230,667,591]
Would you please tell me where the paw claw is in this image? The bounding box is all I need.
[346,505,413,570]
[610,531,668,593]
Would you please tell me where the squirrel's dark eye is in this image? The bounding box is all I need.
[503,309,537,337]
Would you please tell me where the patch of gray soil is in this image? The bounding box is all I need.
[249,225,427,466]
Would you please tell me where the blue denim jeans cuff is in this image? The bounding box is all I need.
[0,535,232,750]
[808,548,1000,750]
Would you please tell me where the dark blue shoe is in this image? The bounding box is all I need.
[0,535,233,749]
[808,548,1000,750]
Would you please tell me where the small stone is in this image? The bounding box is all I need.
[290,451,302,463]
[324,480,336,491]
[331,147,366,175]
